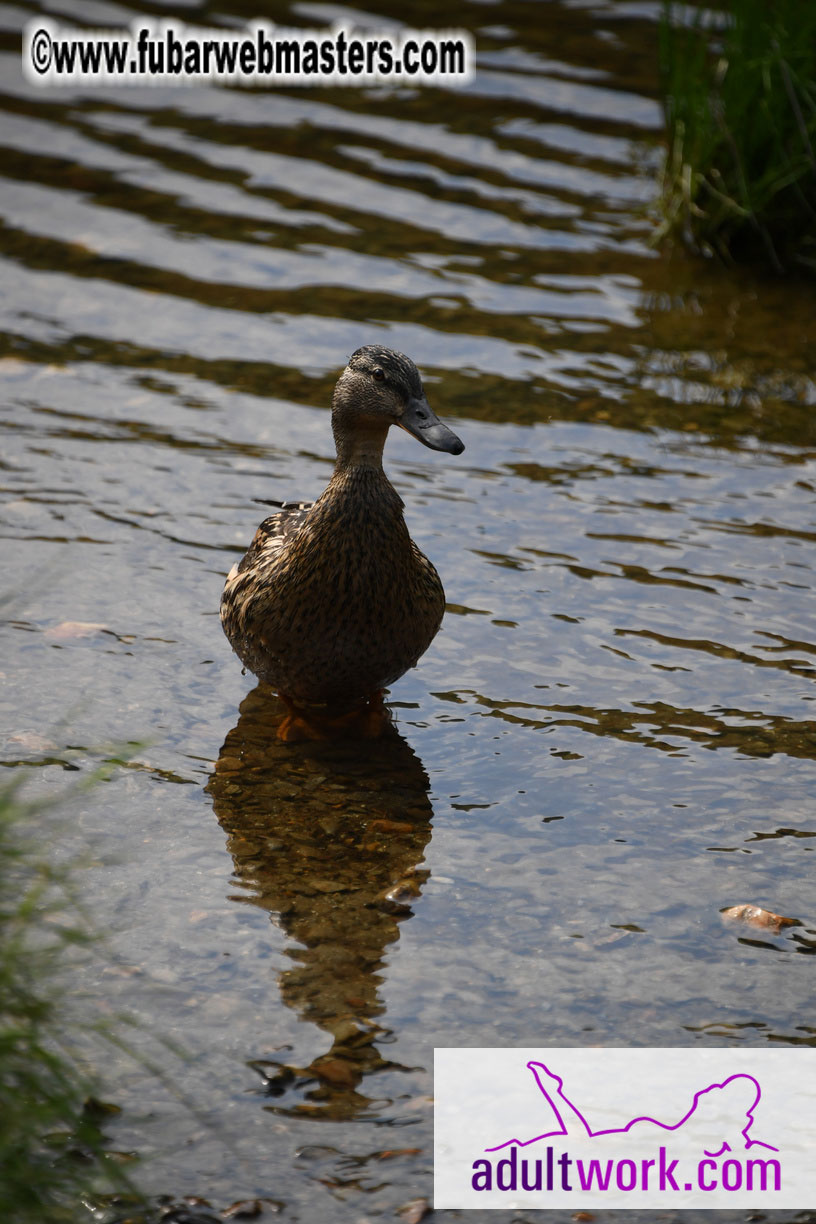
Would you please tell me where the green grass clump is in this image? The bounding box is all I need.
[0,768,131,1223]
[658,0,816,272]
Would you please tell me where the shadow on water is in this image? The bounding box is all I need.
[207,684,434,1122]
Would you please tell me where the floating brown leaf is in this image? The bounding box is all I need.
[44,621,109,639]
[221,1200,263,1220]
[721,904,798,933]
[397,1199,431,1224]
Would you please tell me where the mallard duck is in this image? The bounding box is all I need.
[221,345,464,718]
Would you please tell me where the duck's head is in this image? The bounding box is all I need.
[332,345,464,464]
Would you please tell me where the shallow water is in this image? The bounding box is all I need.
[1,0,815,1220]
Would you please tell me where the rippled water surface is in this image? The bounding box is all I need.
[2,1,815,1220]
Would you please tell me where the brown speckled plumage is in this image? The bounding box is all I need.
[220,346,464,709]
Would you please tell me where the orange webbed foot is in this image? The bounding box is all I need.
[277,691,391,742]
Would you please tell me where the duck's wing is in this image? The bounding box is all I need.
[233,500,313,575]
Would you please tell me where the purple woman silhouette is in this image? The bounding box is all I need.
[486,1061,778,1156]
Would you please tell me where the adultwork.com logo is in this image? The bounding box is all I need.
[474,1060,780,1195]
[434,1048,816,1209]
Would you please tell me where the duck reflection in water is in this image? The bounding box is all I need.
[207,683,435,1121]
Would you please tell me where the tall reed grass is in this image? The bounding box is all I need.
[0,766,135,1222]
[658,0,816,272]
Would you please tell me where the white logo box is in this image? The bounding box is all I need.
[434,1047,816,1209]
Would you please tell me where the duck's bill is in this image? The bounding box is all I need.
[398,395,465,455]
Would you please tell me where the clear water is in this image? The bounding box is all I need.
[1,1,815,1221]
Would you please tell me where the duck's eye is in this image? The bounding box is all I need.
[372,367,385,382]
